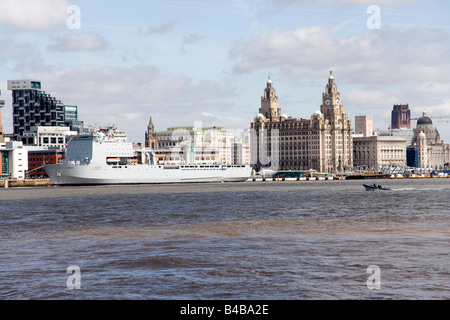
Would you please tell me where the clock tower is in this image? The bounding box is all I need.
[259,77,281,120]
[145,116,158,149]
[321,71,343,118]
[319,71,353,173]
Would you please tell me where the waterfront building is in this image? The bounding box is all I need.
[391,128,415,147]
[63,105,86,134]
[353,115,407,171]
[157,125,235,165]
[355,115,373,137]
[20,126,76,178]
[25,146,64,178]
[353,135,407,172]
[0,141,28,179]
[145,116,158,149]
[22,126,77,149]
[409,111,450,170]
[250,73,353,173]
[232,131,251,166]
[388,104,414,146]
[7,80,83,142]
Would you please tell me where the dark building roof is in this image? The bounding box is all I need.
[417,115,433,125]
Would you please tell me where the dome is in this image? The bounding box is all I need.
[281,114,288,118]
[313,110,322,117]
[417,116,432,125]
[417,111,432,125]
[257,113,265,119]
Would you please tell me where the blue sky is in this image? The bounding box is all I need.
[1,0,450,143]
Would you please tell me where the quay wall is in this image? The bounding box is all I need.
[247,175,449,182]
[1,179,53,188]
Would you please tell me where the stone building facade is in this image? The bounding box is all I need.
[353,135,407,171]
[412,111,450,170]
[145,116,158,149]
[353,115,407,171]
[251,73,353,173]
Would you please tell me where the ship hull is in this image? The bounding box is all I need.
[44,163,252,185]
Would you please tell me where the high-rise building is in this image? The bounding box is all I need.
[251,73,353,173]
[7,80,82,143]
[390,104,414,146]
[355,115,373,137]
[391,104,411,129]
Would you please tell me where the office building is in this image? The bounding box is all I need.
[7,80,83,142]
[22,126,77,149]
[0,141,28,179]
[353,135,407,171]
[251,73,353,173]
[388,104,414,146]
[355,115,373,137]
[353,115,407,171]
[156,124,235,165]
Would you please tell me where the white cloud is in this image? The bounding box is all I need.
[0,38,40,66]
[23,65,237,142]
[0,0,71,31]
[414,99,450,119]
[47,32,107,52]
[229,26,450,87]
[414,81,450,96]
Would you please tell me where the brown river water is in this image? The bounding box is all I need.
[0,178,448,299]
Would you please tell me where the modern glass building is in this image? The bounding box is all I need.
[7,80,83,143]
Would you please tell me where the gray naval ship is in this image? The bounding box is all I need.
[44,127,251,185]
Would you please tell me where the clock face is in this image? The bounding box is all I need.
[336,99,340,105]
[325,99,331,106]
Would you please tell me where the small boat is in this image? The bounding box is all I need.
[363,183,391,191]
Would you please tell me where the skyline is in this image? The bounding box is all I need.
[1,0,450,143]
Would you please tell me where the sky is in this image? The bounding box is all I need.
[1,0,450,143]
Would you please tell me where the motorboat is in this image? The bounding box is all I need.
[363,183,391,191]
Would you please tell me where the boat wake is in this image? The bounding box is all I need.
[391,187,445,191]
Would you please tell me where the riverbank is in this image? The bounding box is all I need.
[1,174,448,188]
[1,179,52,188]
[248,174,449,182]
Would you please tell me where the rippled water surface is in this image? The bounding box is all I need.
[0,179,449,299]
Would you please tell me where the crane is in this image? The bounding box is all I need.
[410,116,450,122]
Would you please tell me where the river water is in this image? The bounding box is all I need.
[0,179,448,300]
